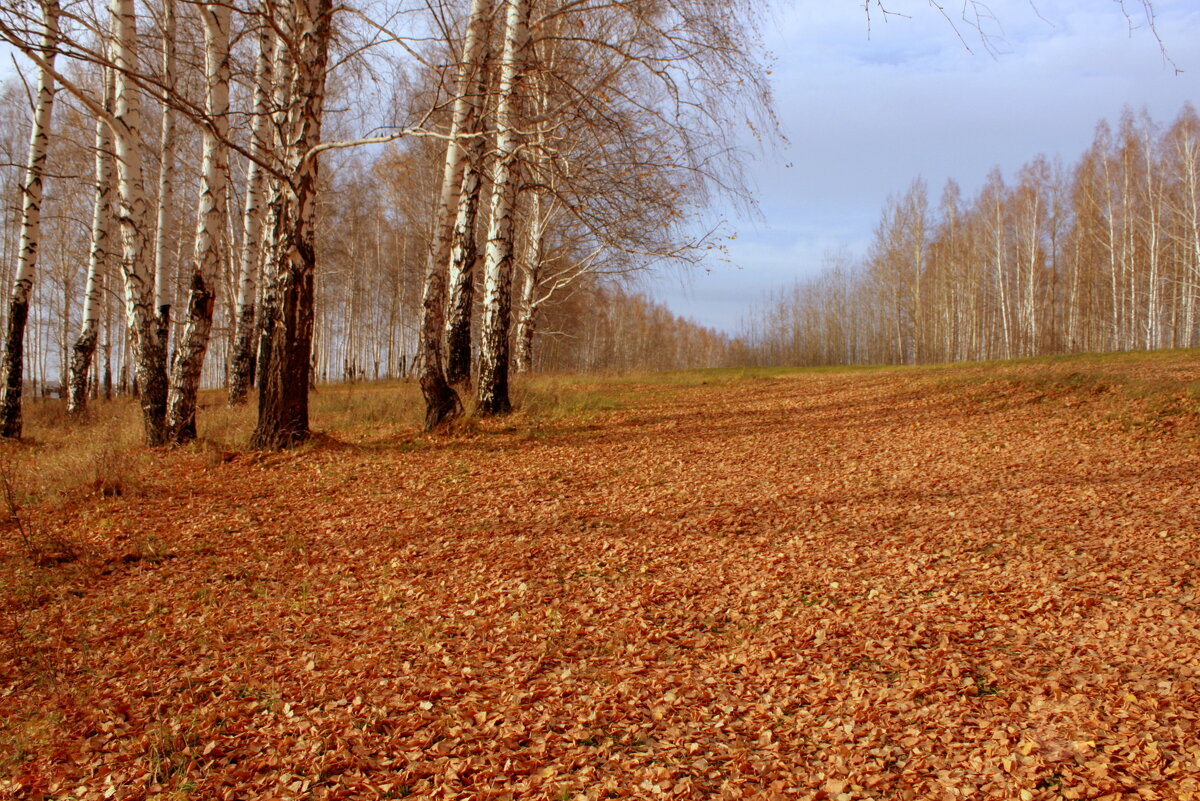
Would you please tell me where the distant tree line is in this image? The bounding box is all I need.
[738,106,1200,367]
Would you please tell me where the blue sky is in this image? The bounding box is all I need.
[652,0,1200,333]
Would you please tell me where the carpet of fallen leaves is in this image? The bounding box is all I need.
[2,358,1200,801]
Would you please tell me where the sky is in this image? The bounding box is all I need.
[651,0,1200,334]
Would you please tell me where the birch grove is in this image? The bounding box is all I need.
[0,0,767,445]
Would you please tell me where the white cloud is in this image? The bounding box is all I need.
[664,0,1200,333]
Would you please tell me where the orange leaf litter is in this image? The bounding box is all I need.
[3,363,1199,800]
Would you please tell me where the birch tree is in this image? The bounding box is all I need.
[67,68,115,416]
[152,0,177,348]
[444,0,493,387]
[475,0,529,416]
[417,0,494,429]
[488,0,771,383]
[513,191,549,374]
[509,48,554,375]
[166,0,231,442]
[228,18,274,406]
[251,0,334,450]
[0,0,57,439]
[253,35,292,401]
[110,0,171,444]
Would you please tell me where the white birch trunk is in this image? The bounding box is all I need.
[417,0,493,427]
[166,0,231,442]
[1141,130,1163,350]
[152,0,176,333]
[1180,127,1200,346]
[1102,168,1122,350]
[254,35,292,396]
[228,19,274,405]
[444,0,494,386]
[1020,186,1040,356]
[476,0,529,416]
[514,260,537,374]
[514,192,545,374]
[1145,182,1161,349]
[111,0,170,444]
[991,193,1012,360]
[0,0,58,439]
[68,68,115,416]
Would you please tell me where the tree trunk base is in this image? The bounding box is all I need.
[172,419,197,445]
[67,330,99,416]
[422,385,462,432]
[250,420,309,450]
[475,384,511,418]
[0,297,30,440]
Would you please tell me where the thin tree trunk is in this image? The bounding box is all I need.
[1182,130,1200,346]
[152,0,176,348]
[514,192,545,374]
[102,277,113,399]
[992,195,1012,360]
[445,6,493,385]
[222,181,239,382]
[514,265,537,373]
[166,0,231,442]
[254,189,280,394]
[253,36,291,399]
[229,19,273,405]
[68,68,114,416]
[0,0,57,439]
[476,0,529,417]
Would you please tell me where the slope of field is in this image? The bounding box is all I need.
[3,353,1200,800]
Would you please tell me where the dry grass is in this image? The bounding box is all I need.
[0,375,630,511]
[2,398,145,509]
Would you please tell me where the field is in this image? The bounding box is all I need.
[2,352,1199,800]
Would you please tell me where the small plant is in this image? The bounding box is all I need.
[2,463,33,553]
[972,674,1003,697]
[1,463,76,566]
[145,721,196,788]
[88,445,133,498]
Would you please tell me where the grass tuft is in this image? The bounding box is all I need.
[511,376,623,420]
